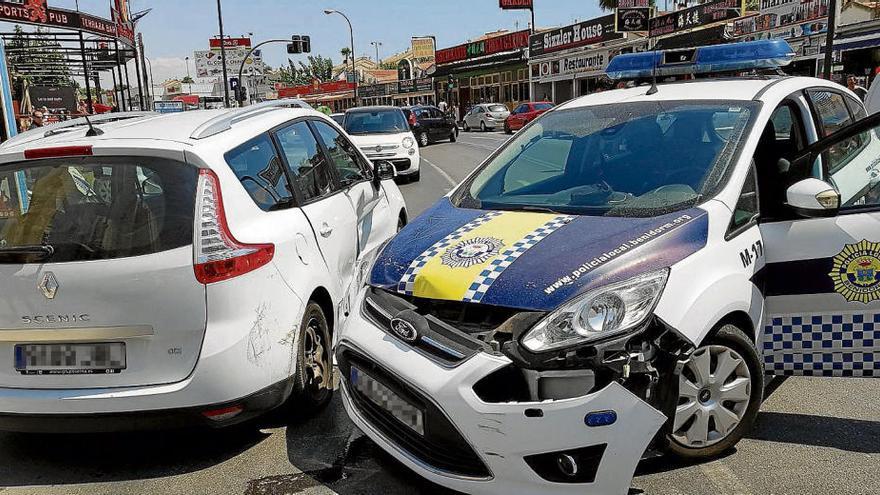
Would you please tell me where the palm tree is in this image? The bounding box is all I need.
[340,47,351,64]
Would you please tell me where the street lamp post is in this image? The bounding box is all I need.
[325,9,357,104]
[236,38,289,106]
[185,56,191,79]
[216,0,231,107]
[371,41,382,64]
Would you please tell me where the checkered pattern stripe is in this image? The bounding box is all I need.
[397,212,503,295]
[763,313,880,377]
[463,215,574,303]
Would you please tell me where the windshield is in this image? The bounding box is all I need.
[534,103,553,111]
[457,100,757,217]
[488,104,508,113]
[344,109,410,135]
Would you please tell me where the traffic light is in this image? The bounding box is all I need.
[288,35,302,54]
[447,75,454,90]
[287,35,311,54]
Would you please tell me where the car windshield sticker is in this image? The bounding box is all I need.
[544,214,695,295]
[398,212,571,301]
[829,240,880,303]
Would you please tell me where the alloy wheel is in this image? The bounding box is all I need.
[419,132,429,146]
[672,345,752,448]
[302,316,331,396]
[480,121,486,132]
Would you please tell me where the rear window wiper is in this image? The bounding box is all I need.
[0,244,55,261]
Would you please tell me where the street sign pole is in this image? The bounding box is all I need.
[216,0,231,107]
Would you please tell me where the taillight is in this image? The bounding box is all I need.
[408,112,417,126]
[193,169,274,284]
[24,145,93,159]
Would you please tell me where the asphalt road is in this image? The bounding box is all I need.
[1,130,879,495]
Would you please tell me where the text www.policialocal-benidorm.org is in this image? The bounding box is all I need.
[544,214,695,295]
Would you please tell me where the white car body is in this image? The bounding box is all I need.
[338,76,880,494]
[0,102,406,432]
[343,107,421,180]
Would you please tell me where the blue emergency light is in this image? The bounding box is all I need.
[606,39,796,80]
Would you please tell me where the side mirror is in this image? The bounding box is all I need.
[373,160,396,186]
[786,178,840,217]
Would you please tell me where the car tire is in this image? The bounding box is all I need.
[449,129,457,142]
[291,301,333,413]
[665,323,763,459]
[504,123,512,134]
[418,132,429,147]
[480,121,487,132]
[464,122,471,132]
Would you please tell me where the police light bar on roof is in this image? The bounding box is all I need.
[606,39,796,80]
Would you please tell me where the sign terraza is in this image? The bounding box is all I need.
[0,1,133,46]
[528,15,622,57]
[436,30,530,64]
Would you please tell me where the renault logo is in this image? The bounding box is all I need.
[390,317,419,343]
[38,272,59,300]
[374,145,383,153]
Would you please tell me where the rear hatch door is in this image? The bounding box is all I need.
[0,153,206,389]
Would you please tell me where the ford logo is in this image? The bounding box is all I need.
[390,317,419,343]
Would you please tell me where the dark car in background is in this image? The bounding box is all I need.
[402,105,458,147]
[504,101,554,133]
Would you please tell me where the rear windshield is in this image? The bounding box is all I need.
[0,156,197,264]
[344,109,409,135]
[489,104,508,113]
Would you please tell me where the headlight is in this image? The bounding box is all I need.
[521,269,669,352]
[402,137,415,149]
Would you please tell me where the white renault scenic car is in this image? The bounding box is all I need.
[0,101,406,432]
[343,106,421,182]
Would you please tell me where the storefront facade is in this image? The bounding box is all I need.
[529,15,646,103]
[277,81,357,112]
[434,30,531,121]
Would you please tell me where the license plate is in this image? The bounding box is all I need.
[350,365,424,435]
[14,343,126,375]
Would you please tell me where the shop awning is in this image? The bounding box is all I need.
[829,30,880,52]
[433,50,525,77]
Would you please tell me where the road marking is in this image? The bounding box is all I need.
[699,459,751,495]
[421,157,458,188]
[456,141,501,153]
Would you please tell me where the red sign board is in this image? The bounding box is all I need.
[209,37,253,49]
[278,80,356,98]
[0,1,133,46]
[499,0,533,9]
[436,30,530,65]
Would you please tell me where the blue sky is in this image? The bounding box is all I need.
[46,0,606,82]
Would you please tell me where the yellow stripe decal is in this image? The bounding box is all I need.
[402,211,569,302]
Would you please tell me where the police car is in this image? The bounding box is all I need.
[336,40,880,494]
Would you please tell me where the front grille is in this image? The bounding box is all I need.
[364,288,487,366]
[389,158,412,171]
[338,348,492,479]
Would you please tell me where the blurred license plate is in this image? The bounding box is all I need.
[14,343,126,375]
[350,365,424,435]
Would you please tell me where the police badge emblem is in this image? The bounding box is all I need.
[829,239,880,303]
[441,237,505,268]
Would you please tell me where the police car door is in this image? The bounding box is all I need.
[761,89,880,377]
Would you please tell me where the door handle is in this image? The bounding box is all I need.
[319,224,333,238]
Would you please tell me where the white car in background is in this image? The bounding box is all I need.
[463,103,511,132]
[0,101,406,432]
[343,106,421,182]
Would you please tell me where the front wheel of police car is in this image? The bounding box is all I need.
[666,324,763,459]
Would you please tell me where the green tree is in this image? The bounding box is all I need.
[277,55,335,86]
[181,76,194,83]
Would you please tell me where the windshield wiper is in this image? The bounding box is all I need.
[0,244,55,261]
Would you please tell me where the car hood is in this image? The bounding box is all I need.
[369,198,709,312]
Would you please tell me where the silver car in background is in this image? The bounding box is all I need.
[462,103,510,132]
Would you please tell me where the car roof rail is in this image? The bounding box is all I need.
[189,99,313,140]
[2,111,157,148]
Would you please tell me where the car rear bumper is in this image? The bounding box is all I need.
[336,289,667,495]
[0,378,292,433]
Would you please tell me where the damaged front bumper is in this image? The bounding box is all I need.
[336,288,670,495]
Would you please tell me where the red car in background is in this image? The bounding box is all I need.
[504,101,554,133]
